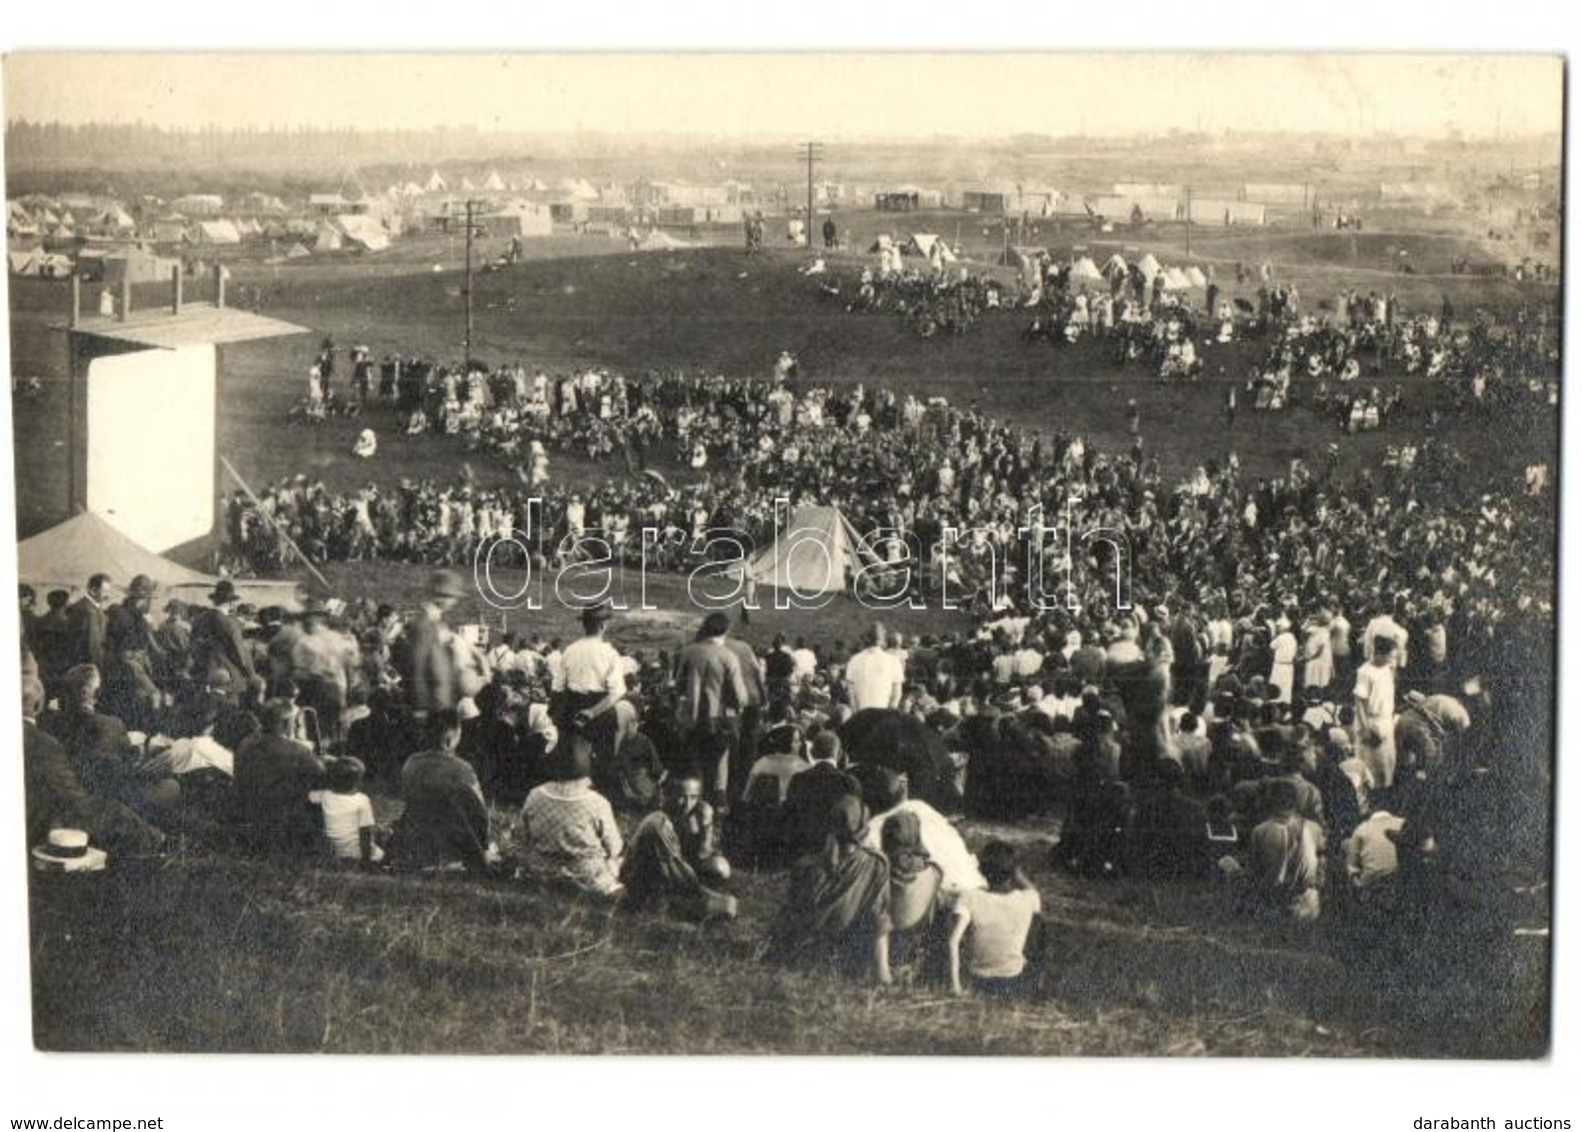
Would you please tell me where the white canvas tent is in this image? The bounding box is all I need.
[286,243,313,259]
[905,233,957,262]
[335,214,391,252]
[10,248,73,277]
[8,201,39,237]
[314,222,344,252]
[482,170,507,192]
[1069,256,1103,281]
[1183,265,1208,288]
[190,219,242,246]
[91,205,137,234]
[1162,267,1192,291]
[17,512,300,610]
[1102,253,1130,278]
[559,178,600,201]
[739,505,882,596]
[426,171,448,193]
[1137,252,1162,278]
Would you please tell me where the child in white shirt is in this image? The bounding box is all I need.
[311,757,383,864]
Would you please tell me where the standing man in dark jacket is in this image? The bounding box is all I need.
[65,573,113,673]
[672,612,749,807]
[393,569,467,730]
[190,580,263,706]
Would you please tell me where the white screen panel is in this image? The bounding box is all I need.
[85,344,216,552]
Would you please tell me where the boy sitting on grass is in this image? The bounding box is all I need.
[311,756,383,866]
[948,840,1045,998]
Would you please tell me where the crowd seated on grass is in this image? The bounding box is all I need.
[21,280,1557,998]
[842,265,1004,338]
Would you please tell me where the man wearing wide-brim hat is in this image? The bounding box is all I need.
[102,574,167,733]
[291,597,358,745]
[189,578,263,706]
[393,569,469,729]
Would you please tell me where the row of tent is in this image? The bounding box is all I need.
[999,246,1211,291]
[868,232,960,263]
[8,200,138,239]
[274,218,394,258]
[387,172,593,199]
[1093,251,1208,289]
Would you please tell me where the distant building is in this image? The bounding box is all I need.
[171,194,225,217]
[1243,182,1310,206]
[960,187,1018,213]
[1114,181,1182,199]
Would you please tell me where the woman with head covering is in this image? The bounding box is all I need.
[768,795,893,984]
[520,741,624,898]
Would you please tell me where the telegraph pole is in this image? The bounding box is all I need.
[1184,186,1193,256]
[462,198,485,366]
[800,141,824,247]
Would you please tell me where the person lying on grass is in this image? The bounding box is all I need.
[948,840,1045,998]
[768,795,893,985]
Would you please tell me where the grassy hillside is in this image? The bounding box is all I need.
[28,827,1549,1056]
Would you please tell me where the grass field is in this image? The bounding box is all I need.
[10,227,1558,544]
[9,223,1558,1058]
[28,822,1550,1056]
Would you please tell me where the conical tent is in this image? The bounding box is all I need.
[17,512,299,608]
[740,505,883,595]
[1103,253,1130,277]
[906,233,956,261]
[1162,267,1192,290]
[1137,252,1162,277]
[1184,265,1208,287]
[1070,256,1103,281]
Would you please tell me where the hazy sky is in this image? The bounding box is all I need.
[2,53,1563,138]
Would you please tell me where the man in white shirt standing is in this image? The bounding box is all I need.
[1354,637,1399,791]
[1362,598,1409,671]
[552,603,626,784]
[845,623,905,712]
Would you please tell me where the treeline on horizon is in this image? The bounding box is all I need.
[4,119,1560,204]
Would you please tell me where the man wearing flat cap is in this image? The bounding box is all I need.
[190,579,263,706]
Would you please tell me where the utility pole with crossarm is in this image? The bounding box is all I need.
[461,198,487,366]
[800,142,824,247]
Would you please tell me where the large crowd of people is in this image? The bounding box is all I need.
[19,246,1558,1003]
